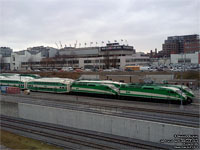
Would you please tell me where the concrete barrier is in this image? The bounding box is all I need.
[0,101,19,117]
[18,103,199,145]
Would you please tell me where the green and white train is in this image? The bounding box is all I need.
[119,84,188,103]
[0,73,40,79]
[0,76,74,93]
[164,84,194,100]
[27,78,74,93]
[0,74,195,104]
[71,81,119,97]
[149,84,195,102]
[75,79,125,88]
[0,76,33,89]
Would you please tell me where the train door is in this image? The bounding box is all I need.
[67,84,70,93]
[24,82,27,89]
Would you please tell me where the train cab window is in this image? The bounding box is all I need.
[121,85,126,88]
[168,91,175,94]
[106,87,110,90]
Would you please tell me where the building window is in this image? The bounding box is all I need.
[84,60,92,63]
[178,58,191,63]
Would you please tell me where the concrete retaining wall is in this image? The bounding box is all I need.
[146,74,174,83]
[18,103,199,145]
[0,101,19,117]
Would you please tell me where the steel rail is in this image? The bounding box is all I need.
[0,115,172,150]
[1,96,199,128]
[3,94,199,118]
[1,122,118,150]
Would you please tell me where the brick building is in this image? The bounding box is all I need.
[184,38,200,53]
[161,34,199,57]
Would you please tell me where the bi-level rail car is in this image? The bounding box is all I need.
[27,78,74,93]
[0,76,32,89]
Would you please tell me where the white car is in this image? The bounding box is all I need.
[34,69,40,72]
[62,67,73,71]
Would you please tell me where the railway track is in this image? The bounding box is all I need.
[3,93,199,118]
[0,115,172,150]
[1,94,199,128]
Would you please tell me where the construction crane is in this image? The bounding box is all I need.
[55,42,59,49]
[59,41,63,49]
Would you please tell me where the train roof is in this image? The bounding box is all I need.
[73,81,118,91]
[74,81,112,86]
[126,84,180,91]
[20,74,41,79]
[0,73,19,76]
[0,76,7,79]
[171,85,188,89]
[30,77,74,84]
[160,86,180,91]
[76,80,125,85]
[0,76,33,82]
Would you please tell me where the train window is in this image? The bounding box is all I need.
[143,88,154,90]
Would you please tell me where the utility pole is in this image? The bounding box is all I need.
[180,53,184,109]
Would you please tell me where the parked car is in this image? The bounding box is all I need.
[34,69,40,72]
[62,67,73,72]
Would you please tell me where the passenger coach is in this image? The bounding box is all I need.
[0,76,33,89]
[27,78,74,93]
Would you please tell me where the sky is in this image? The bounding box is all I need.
[0,0,199,52]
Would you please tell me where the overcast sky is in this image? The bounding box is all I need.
[0,0,199,52]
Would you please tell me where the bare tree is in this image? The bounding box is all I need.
[0,56,5,71]
[103,50,110,69]
[41,58,56,69]
[111,55,118,68]
[28,57,34,70]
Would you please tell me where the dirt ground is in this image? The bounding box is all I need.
[0,130,62,150]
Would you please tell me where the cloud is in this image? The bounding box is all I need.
[0,0,199,52]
